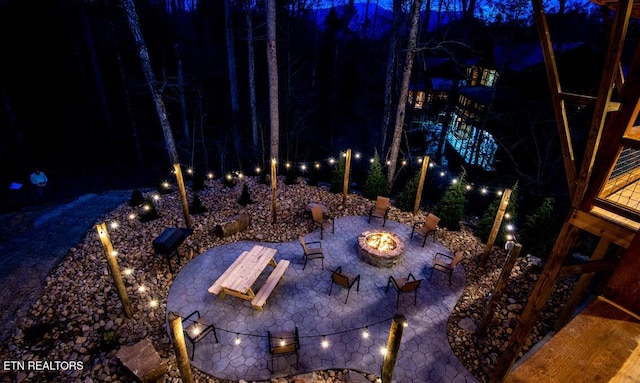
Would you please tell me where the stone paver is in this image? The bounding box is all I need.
[167,216,478,382]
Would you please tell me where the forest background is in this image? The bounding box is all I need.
[0,0,618,218]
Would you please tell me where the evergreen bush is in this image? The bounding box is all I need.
[140,197,160,222]
[432,171,468,231]
[129,189,145,207]
[238,183,254,206]
[519,197,558,259]
[330,157,346,194]
[284,168,297,185]
[363,149,388,200]
[156,179,173,194]
[396,171,420,212]
[223,174,236,188]
[476,181,519,243]
[189,193,208,215]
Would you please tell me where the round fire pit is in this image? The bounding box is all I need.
[357,230,404,268]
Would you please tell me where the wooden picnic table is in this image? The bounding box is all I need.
[209,245,278,301]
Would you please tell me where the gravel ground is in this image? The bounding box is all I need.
[0,177,574,382]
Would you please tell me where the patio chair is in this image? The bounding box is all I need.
[386,273,422,309]
[298,236,325,270]
[267,327,300,373]
[328,266,361,304]
[368,196,390,227]
[311,206,334,239]
[182,310,218,360]
[410,213,441,246]
[429,251,464,286]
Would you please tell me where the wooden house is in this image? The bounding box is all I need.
[493,0,640,381]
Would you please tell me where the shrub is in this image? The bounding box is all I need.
[330,157,346,194]
[284,168,297,185]
[476,181,519,243]
[396,171,420,212]
[156,179,173,194]
[140,197,160,222]
[363,149,388,200]
[432,170,468,230]
[519,197,558,259]
[129,189,145,207]
[189,193,208,215]
[238,183,254,206]
[223,174,236,188]
[192,172,206,191]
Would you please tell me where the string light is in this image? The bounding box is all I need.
[187,168,193,174]
[255,167,261,173]
[362,327,369,339]
[138,285,147,293]
[380,346,387,355]
[153,195,160,201]
[321,337,329,349]
[128,213,136,220]
[123,268,133,276]
[234,333,241,345]
[207,172,214,179]
[110,221,119,229]
[149,299,158,308]
[110,250,118,257]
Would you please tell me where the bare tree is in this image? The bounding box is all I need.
[244,0,259,155]
[224,0,242,169]
[122,0,191,228]
[386,0,424,188]
[267,0,279,161]
[380,0,404,155]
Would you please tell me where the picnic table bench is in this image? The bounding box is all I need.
[208,245,289,310]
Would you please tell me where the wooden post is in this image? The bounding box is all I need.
[480,189,512,266]
[413,156,430,215]
[342,149,352,207]
[173,163,192,229]
[96,223,133,318]
[381,314,406,383]
[477,243,522,337]
[168,312,194,383]
[553,238,610,330]
[271,158,277,224]
[490,221,581,382]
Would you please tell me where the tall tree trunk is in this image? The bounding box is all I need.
[109,6,144,170]
[224,0,242,169]
[267,0,280,161]
[387,0,424,188]
[380,0,403,155]
[122,0,179,165]
[174,44,191,146]
[244,0,259,156]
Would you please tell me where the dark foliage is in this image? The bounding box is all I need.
[189,193,208,215]
[156,180,173,195]
[396,171,420,212]
[519,197,558,260]
[330,157,346,194]
[432,171,468,230]
[237,183,254,206]
[285,169,297,185]
[363,150,388,200]
[191,173,206,191]
[140,198,160,222]
[129,189,145,207]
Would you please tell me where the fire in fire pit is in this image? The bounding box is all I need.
[357,230,404,268]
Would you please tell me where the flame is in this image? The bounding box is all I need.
[365,232,397,252]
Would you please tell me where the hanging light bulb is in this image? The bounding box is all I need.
[321,337,329,349]
[362,327,369,339]
[234,333,241,345]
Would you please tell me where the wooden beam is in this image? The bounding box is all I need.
[554,238,611,330]
[592,198,640,225]
[413,156,429,215]
[573,0,634,207]
[491,221,582,382]
[480,189,512,266]
[532,0,577,201]
[558,259,617,277]
[569,209,635,248]
[558,92,621,111]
